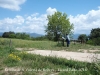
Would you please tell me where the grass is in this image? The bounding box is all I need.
[0,38,100,52]
[0,47,100,75]
[0,47,94,75]
[0,38,100,75]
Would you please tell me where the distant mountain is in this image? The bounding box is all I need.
[72,34,89,40]
[27,33,44,37]
[0,32,3,36]
[72,34,79,40]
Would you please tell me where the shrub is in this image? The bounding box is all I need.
[87,40,94,45]
[93,37,100,45]
[88,28,100,45]
[87,38,100,45]
[8,53,21,61]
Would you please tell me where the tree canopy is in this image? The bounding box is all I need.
[45,11,74,41]
[89,28,100,39]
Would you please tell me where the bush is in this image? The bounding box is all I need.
[87,40,94,45]
[88,28,100,46]
[87,63,100,75]
[93,37,100,45]
[87,38,100,45]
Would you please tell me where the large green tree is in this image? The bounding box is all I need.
[45,11,74,41]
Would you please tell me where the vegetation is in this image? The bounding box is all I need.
[0,38,100,51]
[45,11,74,41]
[0,10,100,75]
[2,31,30,40]
[88,28,100,45]
[31,36,48,41]
[0,38,100,75]
[77,28,100,46]
[2,31,16,38]
[1,31,48,41]
[1,31,100,75]
[78,34,88,43]
[89,28,100,39]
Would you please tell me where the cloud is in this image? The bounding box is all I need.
[0,0,26,11]
[46,7,57,15]
[1,6,100,35]
[69,7,100,34]
[0,15,24,32]
[24,14,48,34]
[31,13,39,17]
[22,7,57,34]
[98,6,100,9]
[0,15,24,25]
[0,6,100,35]
[0,7,57,34]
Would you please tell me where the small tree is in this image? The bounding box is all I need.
[78,34,88,44]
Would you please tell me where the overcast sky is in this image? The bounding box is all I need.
[0,0,100,34]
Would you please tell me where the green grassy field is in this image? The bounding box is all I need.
[0,38,100,75]
[0,38,100,52]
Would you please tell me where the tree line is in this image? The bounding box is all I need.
[1,31,47,40]
[78,28,100,45]
[2,31,30,40]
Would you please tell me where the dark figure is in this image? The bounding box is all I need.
[66,34,70,47]
[62,37,65,46]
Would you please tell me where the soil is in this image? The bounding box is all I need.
[16,48,100,62]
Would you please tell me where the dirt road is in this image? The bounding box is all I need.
[27,50,100,62]
[16,48,100,62]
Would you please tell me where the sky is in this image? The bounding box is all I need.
[0,0,100,35]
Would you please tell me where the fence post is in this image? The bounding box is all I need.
[9,39,12,48]
[9,39,12,52]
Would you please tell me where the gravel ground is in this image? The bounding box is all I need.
[26,50,100,62]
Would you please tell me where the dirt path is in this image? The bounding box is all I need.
[16,48,100,62]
